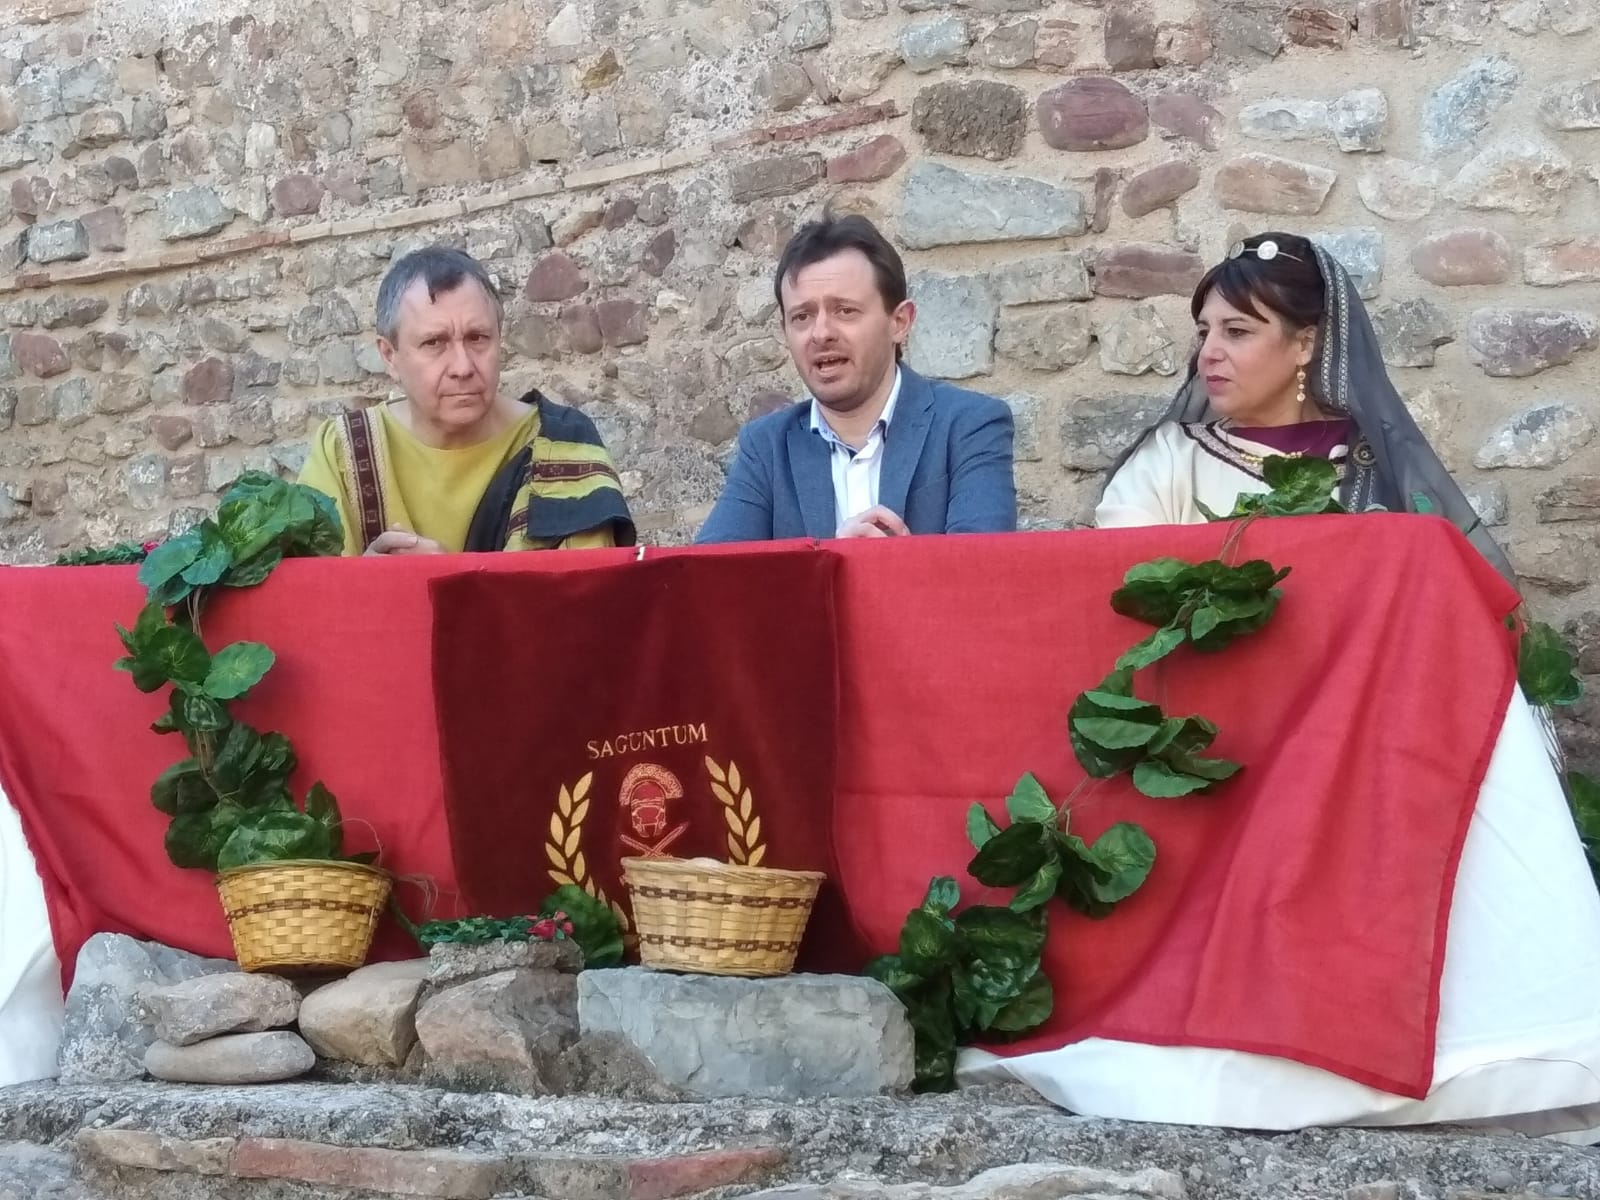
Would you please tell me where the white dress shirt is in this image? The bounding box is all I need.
[808,368,903,529]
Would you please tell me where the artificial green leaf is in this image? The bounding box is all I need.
[150,709,179,735]
[907,977,958,1092]
[866,953,927,994]
[115,602,167,656]
[303,783,343,855]
[180,522,233,588]
[1078,689,1160,713]
[966,803,1000,851]
[1073,716,1162,751]
[1520,622,1584,708]
[179,692,229,732]
[223,546,284,590]
[165,803,240,870]
[150,758,217,816]
[209,722,262,796]
[1114,624,1187,672]
[216,807,334,871]
[1131,759,1213,798]
[1189,605,1222,643]
[539,884,625,967]
[215,489,292,564]
[1568,770,1600,843]
[921,876,961,917]
[899,907,958,972]
[137,624,212,693]
[967,820,1053,888]
[1195,498,1224,522]
[954,902,1048,961]
[1009,860,1062,912]
[1004,773,1056,825]
[203,642,275,701]
[1161,748,1242,783]
[1260,455,1343,515]
[1084,823,1156,902]
[137,532,203,598]
[988,970,1053,1034]
[954,955,1032,1029]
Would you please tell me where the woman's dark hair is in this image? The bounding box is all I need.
[1191,232,1326,334]
[773,213,909,315]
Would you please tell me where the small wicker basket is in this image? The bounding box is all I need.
[621,856,825,977]
[215,858,391,974]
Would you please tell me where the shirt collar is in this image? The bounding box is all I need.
[809,367,903,449]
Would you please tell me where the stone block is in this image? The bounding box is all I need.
[899,16,970,72]
[1149,92,1224,150]
[11,331,70,378]
[1121,161,1200,218]
[1411,228,1513,286]
[729,155,824,203]
[900,162,1085,249]
[1238,98,1331,143]
[298,959,428,1067]
[1356,159,1439,221]
[57,934,236,1082]
[233,1139,509,1198]
[416,967,578,1093]
[996,304,1093,371]
[1447,137,1573,216]
[140,972,298,1047]
[988,252,1091,305]
[1465,309,1598,377]
[906,272,998,380]
[1094,244,1204,299]
[25,218,89,264]
[1061,394,1167,470]
[144,1036,315,1088]
[1312,228,1385,299]
[525,251,588,302]
[739,1163,1186,1199]
[159,185,233,241]
[827,135,907,184]
[76,1129,233,1175]
[576,970,913,1099]
[1423,55,1521,157]
[1037,77,1148,151]
[1475,402,1595,468]
[1525,237,1600,286]
[1371,298,1454,367]
[1213,153,1336,215]
[1538,75,1600,130]
[1332,87,1387,152]
[1098,304,1180,376]
[911,80,1026,160]
[1105,2,1158,69]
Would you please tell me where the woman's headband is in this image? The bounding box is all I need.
[1226,239,1303,263]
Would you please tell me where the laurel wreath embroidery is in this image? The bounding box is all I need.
[545,771,630,932]
[706,756,767,866]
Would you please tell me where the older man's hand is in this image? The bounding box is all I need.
[836,506,910,539]
[364,525,446,556]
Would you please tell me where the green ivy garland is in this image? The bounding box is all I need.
[112,472,362,873]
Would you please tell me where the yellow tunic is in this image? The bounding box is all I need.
[299,403,617,555]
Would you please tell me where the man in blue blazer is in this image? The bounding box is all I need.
[696,215,1017,543]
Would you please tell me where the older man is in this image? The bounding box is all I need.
[696,214,1016,543]
[300,246,634,555]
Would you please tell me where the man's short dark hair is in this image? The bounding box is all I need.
[375,246,503,342]
[773,213,909,315]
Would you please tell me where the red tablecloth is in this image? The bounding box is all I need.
[0,515,1518,1097]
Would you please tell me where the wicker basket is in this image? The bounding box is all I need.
[621,856,824,977]
[215,859,391,974]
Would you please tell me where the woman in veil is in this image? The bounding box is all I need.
[1095,231,1516,585]
[1011,232,1600,1135]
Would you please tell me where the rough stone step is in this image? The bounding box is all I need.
[2,1081,1598,1200]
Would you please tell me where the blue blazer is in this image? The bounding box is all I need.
[696,366,1017,543]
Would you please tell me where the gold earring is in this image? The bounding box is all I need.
[1295,367,1307,406]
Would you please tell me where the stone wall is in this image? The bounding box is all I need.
[1,0,1598,603]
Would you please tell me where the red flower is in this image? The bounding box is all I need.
[140,541,161,553]
[529,918,558,940]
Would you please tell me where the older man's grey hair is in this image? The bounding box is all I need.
[374,246,504,343]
